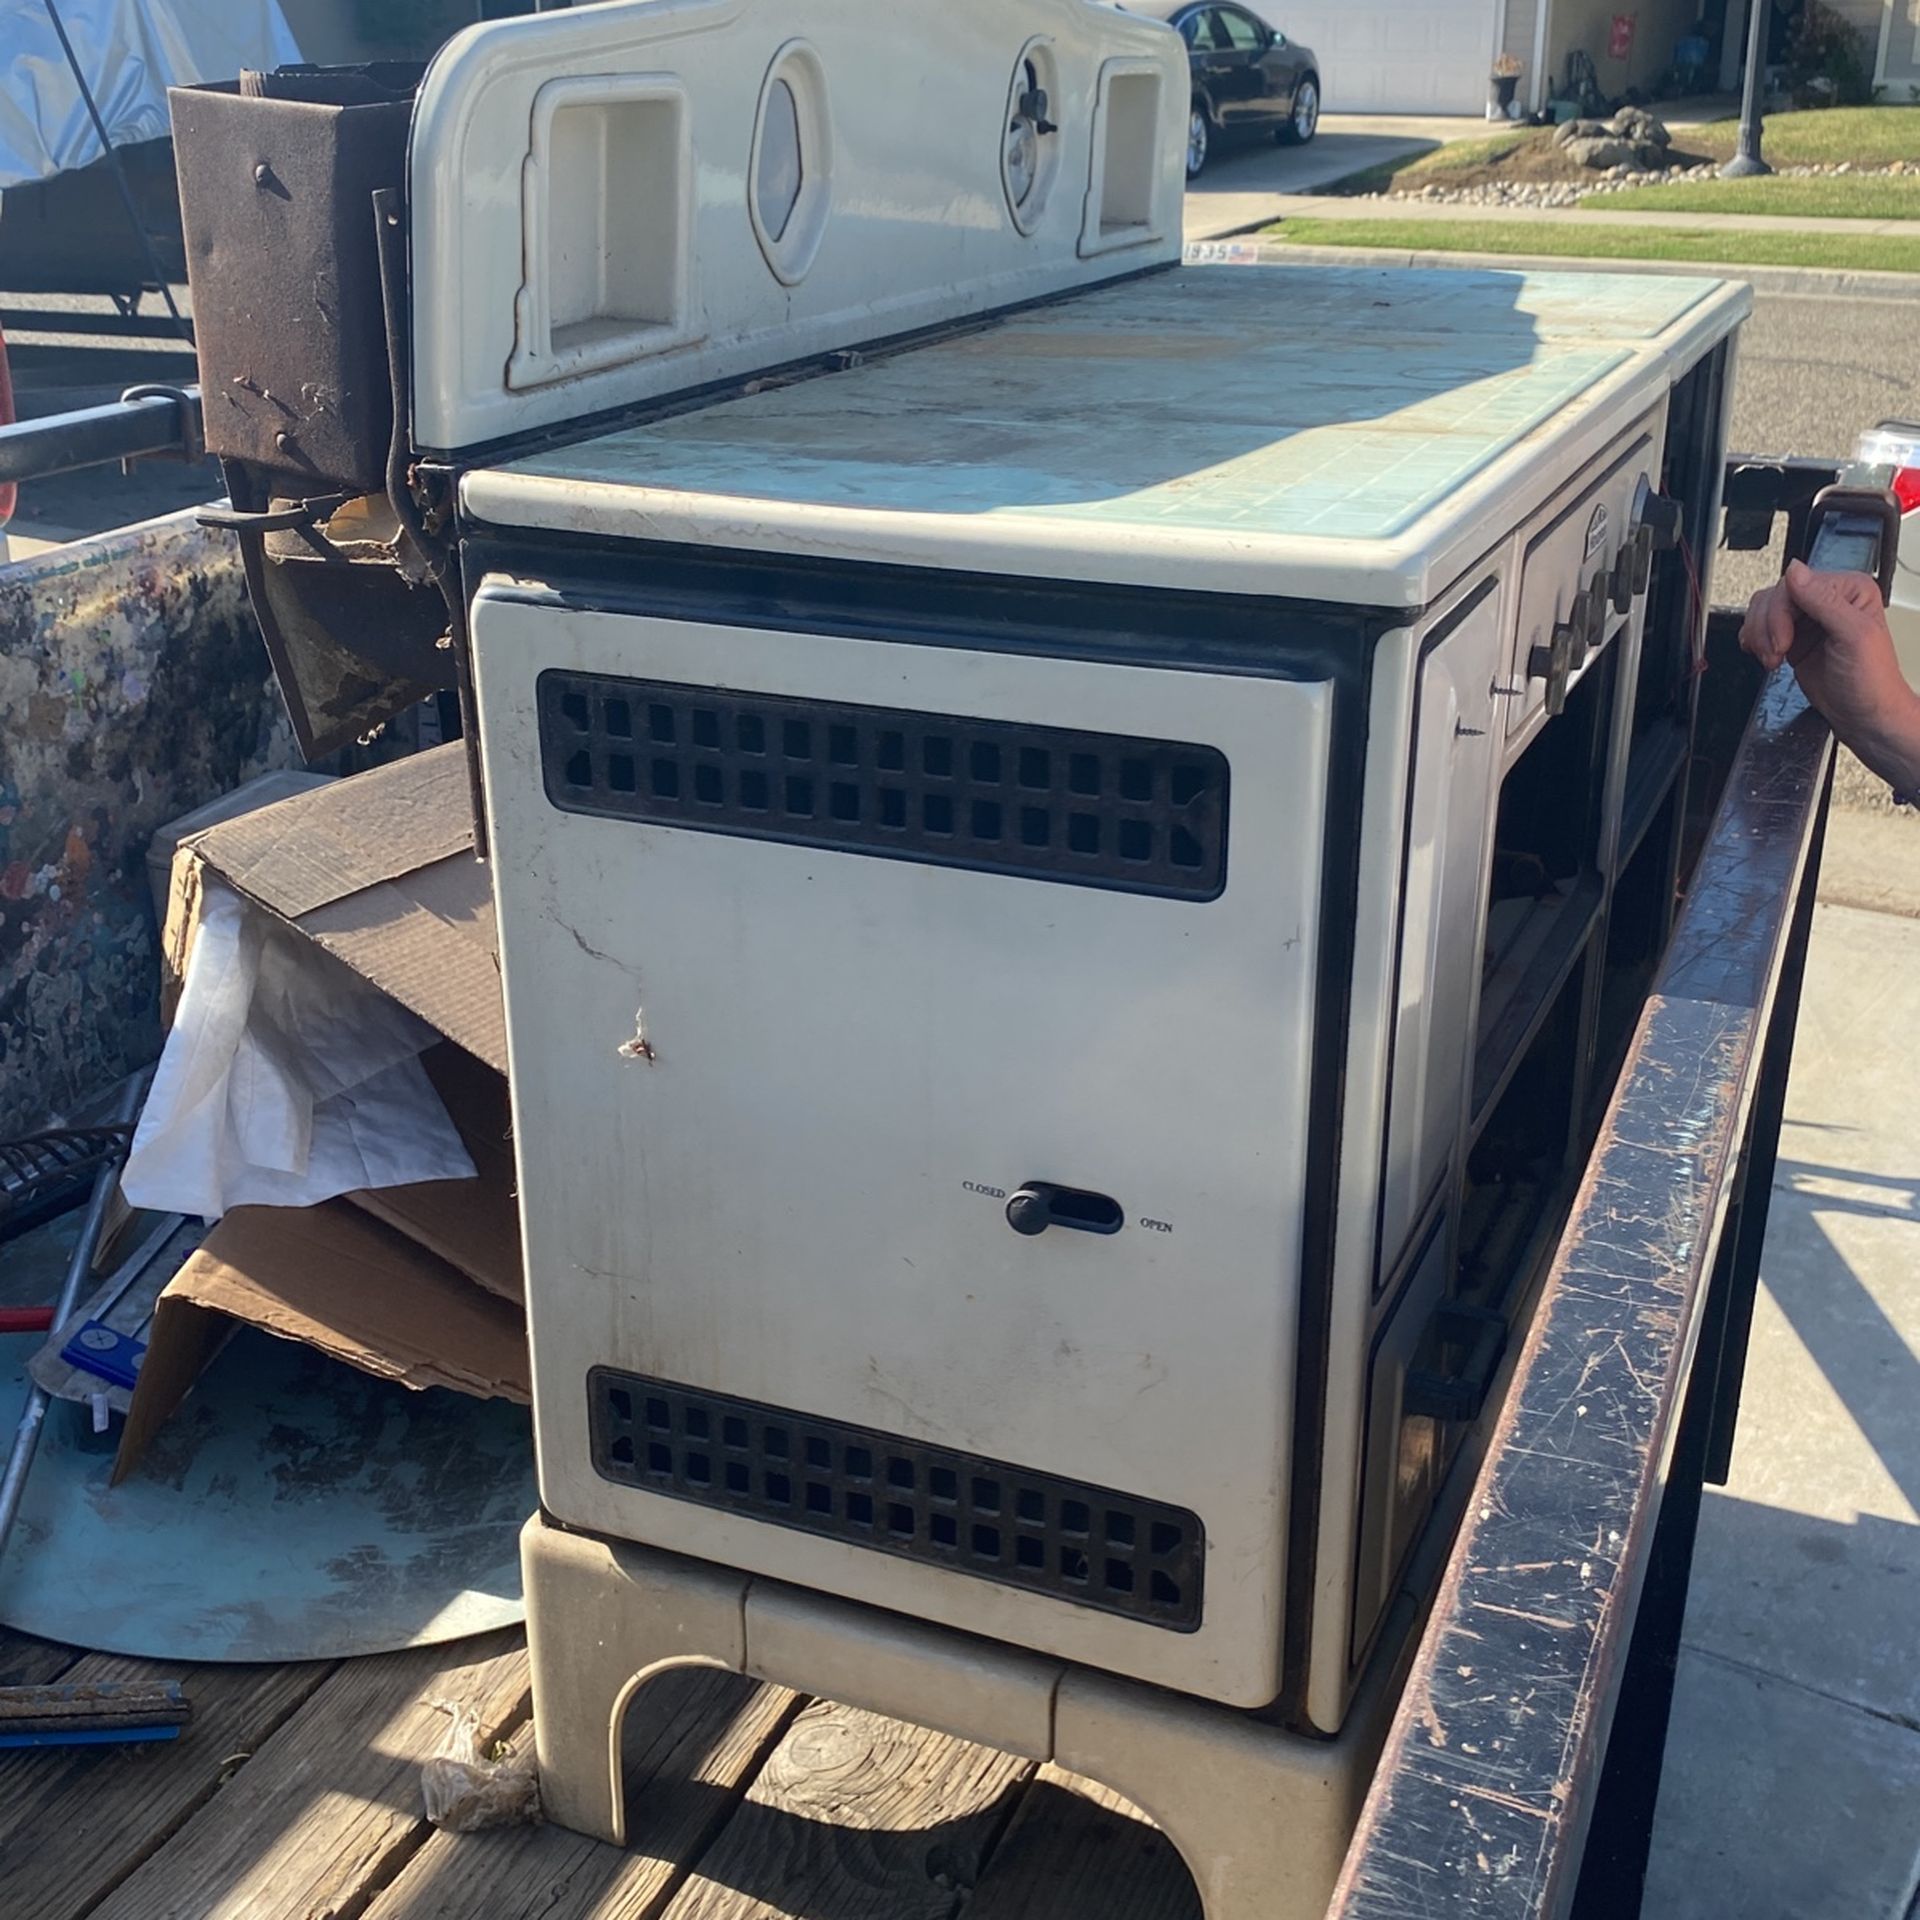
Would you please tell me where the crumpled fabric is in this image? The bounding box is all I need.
[0,0,301,191]
[121,878,475,1220]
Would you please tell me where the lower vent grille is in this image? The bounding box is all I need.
[588,1368,1204,1630]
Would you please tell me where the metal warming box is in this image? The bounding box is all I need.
[201,0,1747,1744]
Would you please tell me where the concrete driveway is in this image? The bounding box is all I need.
[1183,112,1476,241]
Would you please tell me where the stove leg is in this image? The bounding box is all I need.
[521,1513,752,1846]
[523,1512,1400,1918]
[1054,1668,1392,1920]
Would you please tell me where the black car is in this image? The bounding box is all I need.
[1126,2,1321,177]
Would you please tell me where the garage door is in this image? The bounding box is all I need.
[1253,1,1499,115]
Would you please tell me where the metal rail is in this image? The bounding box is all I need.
[0,385,202,486]
[0,307,195,343]
[1327,659,1834,1920]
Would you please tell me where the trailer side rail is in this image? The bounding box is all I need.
[1328,652,1834,1920]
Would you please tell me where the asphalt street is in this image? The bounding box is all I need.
[1709,286,1920,826]
[1715,284,1920,622]
[1724,285,1920,466]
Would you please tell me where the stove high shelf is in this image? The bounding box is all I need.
[169,4,1748,1911]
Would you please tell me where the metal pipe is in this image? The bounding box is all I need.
[1722,0,1772,178]
[0,1074,145,1558]
[58,1212,184,1341]
[0,387,201,486]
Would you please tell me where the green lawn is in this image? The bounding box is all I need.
[1326,104,1920,198]
[1586,173,1920,219]
[1266,217,1920,273]
[1328,134,1500,194]
[1684,104,1920,166]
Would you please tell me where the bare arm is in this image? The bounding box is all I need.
[1739,559,1920,795]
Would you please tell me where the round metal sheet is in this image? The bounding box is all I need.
[0,1326,533,1661]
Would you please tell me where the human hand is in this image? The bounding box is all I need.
[1740,560,1920,790]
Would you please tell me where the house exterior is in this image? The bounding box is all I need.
[1250,0,1700,113]
[264,0,1920,119]
[1834,0,1920,91]
[1256,0,1917,115]
[1710,0,1920,98]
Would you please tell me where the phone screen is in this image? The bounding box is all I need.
[1808,524,1881,577]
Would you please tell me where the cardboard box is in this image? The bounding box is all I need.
[160,742,504,1071]
[147,768,334,929]
[346,1043,524,1305]
[115,1195,530,1483]
[117,747,526,1479]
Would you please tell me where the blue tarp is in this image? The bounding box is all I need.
[0,0,300,191]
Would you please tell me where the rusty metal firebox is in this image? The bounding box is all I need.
[171,65,454,760]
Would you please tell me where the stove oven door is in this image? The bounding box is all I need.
[471,582,1333,1710]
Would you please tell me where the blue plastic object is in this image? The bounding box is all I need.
[0,1724,183,1749]
[59,1319,147,1390]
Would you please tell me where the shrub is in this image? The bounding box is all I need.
[1783,0,1878,107]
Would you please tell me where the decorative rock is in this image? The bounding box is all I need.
[1564,133,1641,170]
[1609,106,1671,147]
[1368,115,1920,209]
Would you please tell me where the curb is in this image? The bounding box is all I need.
[1217,236,1918,297]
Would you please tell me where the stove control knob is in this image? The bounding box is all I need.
[1610,541,1637,614]
[1528,600,1583,718]
[1640,491,1684,551]
[1631,522,1656,595]
[1586,571,1610,648]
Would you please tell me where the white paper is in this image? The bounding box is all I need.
[122,880,476,1220]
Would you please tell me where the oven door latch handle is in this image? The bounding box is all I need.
[1005,1183,1125,1237]
[1404,1303,1510,1423]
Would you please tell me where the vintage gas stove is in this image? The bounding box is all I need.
[173,0,1747,1906]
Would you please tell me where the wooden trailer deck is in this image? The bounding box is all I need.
[1,1621,1202,1920]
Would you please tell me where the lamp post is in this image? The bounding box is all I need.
[1722,0,1772,177]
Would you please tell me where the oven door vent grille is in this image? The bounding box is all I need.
[538,671,1228,899]
[588,1368,1205,1629]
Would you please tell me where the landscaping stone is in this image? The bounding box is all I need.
[1610,105,1671,147]
[1564,133,1643,169]
[1367,151,1917,210]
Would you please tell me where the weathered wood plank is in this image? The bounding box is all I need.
[0,1628,78,1688]
[968,1765,1200,1920]
[658,1699,1035,1920]
[86,1630,526,1920]
[0,1650,330,1920]
[0,1679,190,1734]
[362,1669,803,1920]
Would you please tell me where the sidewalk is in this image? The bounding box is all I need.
[1641,801,1920,1918]
[1183,113,1480,242]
